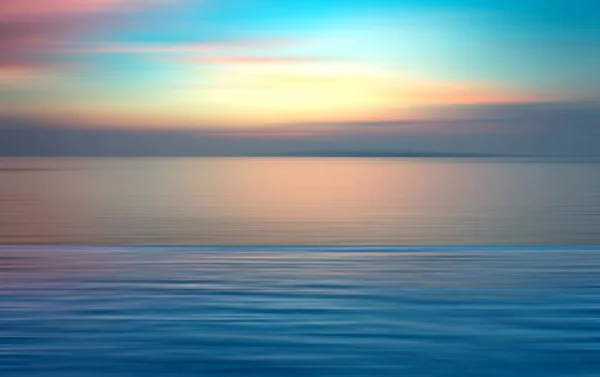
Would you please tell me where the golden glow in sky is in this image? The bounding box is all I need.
[0,0,592,129]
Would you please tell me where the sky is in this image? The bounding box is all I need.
[0,0,598,155]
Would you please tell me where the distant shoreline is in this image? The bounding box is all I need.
[1,154,599,159]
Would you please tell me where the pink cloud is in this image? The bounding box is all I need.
[1,0,122,17]
[0,0,174,75]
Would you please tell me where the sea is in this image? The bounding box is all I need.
[0,157,599,376]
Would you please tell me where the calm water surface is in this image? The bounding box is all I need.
[1,157,599,245]
[1,159,600,376]
[1,247,599,377]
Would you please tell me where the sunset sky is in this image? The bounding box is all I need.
[1,0,597,126]
[0,0,598,157]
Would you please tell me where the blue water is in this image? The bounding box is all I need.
[1,246,599,377]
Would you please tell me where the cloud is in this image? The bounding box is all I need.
[175,56,546,106]
[387,82,549,106]
[177,56,328,65]
[182,59,550,125]
[2,101,599,156]
[0,0,176,80]
[1,0,178,17]
[1,0,125,17]
[57,38,304,54]
[0,66,50,82]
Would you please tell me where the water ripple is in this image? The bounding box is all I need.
[0,247,599,376]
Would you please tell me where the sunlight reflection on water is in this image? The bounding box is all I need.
[0,157,600,245]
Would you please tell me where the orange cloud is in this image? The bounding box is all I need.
[389,82,547,106]
[0,66,48,81]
